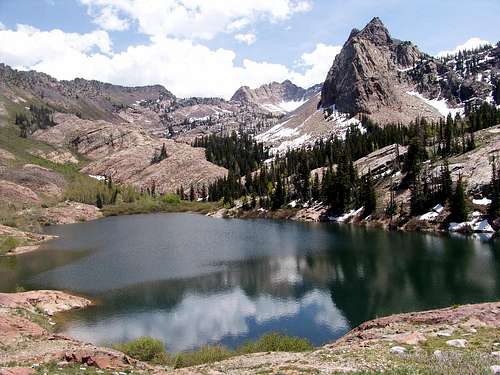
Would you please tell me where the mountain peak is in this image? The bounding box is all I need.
[320,16,424,122]
[356,17,392,45]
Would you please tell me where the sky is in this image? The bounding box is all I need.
[0,0,498,99]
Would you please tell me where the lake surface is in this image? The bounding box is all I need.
[1,213,499,352]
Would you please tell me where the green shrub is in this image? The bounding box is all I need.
[173,345,233,369]
[238,332,313,353]
[0,236,19,254]
[163,193,181,204]
[114,336,167,363]
[114,333,313,369]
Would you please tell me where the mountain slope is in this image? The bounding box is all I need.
[0,65,228,197]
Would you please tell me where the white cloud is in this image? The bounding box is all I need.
[437,37,491,57]
[0,22,5,31]
[227,18,251,32]
[0,24,339,98]
[0,24,112,71]
[291,43,342,88]
[79,0,312,39]
[235,33,256,45]
[91,6,130,31]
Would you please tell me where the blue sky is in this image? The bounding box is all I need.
[0,0,498,98]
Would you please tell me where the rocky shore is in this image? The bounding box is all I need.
[0,291,166,375]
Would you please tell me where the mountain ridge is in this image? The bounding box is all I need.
[231,80,322,113]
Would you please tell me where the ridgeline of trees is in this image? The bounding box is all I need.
[192,132,268,176]
[202,103,500,221]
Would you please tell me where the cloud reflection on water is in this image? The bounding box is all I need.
[63,288,348,352]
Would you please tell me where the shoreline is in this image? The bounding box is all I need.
[207,205,498,240]
[3,201,496,258]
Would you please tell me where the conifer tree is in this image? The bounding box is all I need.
[189,185,195,201]
[439,159,453,203]
[489,157,500,219]
[96,193,103,209]
[271,177,285,210]
[361,170,377,216]
[450,177,467,222]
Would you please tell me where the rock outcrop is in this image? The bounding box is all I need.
[0,291,165,374]
[0,290,91,316]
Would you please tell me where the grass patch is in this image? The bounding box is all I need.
[113,333,313,369]
[0,236,20,254]
[113,336,169,364]
[238,332,314,353]
[13,307,54,333]
[33,362,117,374]
[173,345,234,368]
[102,197,220,217]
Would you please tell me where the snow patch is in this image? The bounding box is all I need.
[329,207,364,223]
[278,100,306,112]
[89,174,106,181]
[419,204,445,221]
[406,91,464,117]
[473,198,492,206]
[448,216,495,233]
[272,134,311,154]
[255,118,298,143]
[261,100,306,114]
[397,66,414,73]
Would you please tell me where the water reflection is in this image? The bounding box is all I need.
[62,287,348,352]
[1,213,499,351]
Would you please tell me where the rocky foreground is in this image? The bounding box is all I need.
[0,291,164,375]
[1,290,500,374]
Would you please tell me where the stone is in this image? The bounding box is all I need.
[393,331,427,345]
[435,329,454,337]
[446,339,468,348]
[492,352,500,358]
[90,355,112,369]
[491,365,500,374]
[389,346,407,354]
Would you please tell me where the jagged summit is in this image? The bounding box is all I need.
[356,17,392,44]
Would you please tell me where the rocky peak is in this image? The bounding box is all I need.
[320,17,427,123]
[355,17,392,45]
